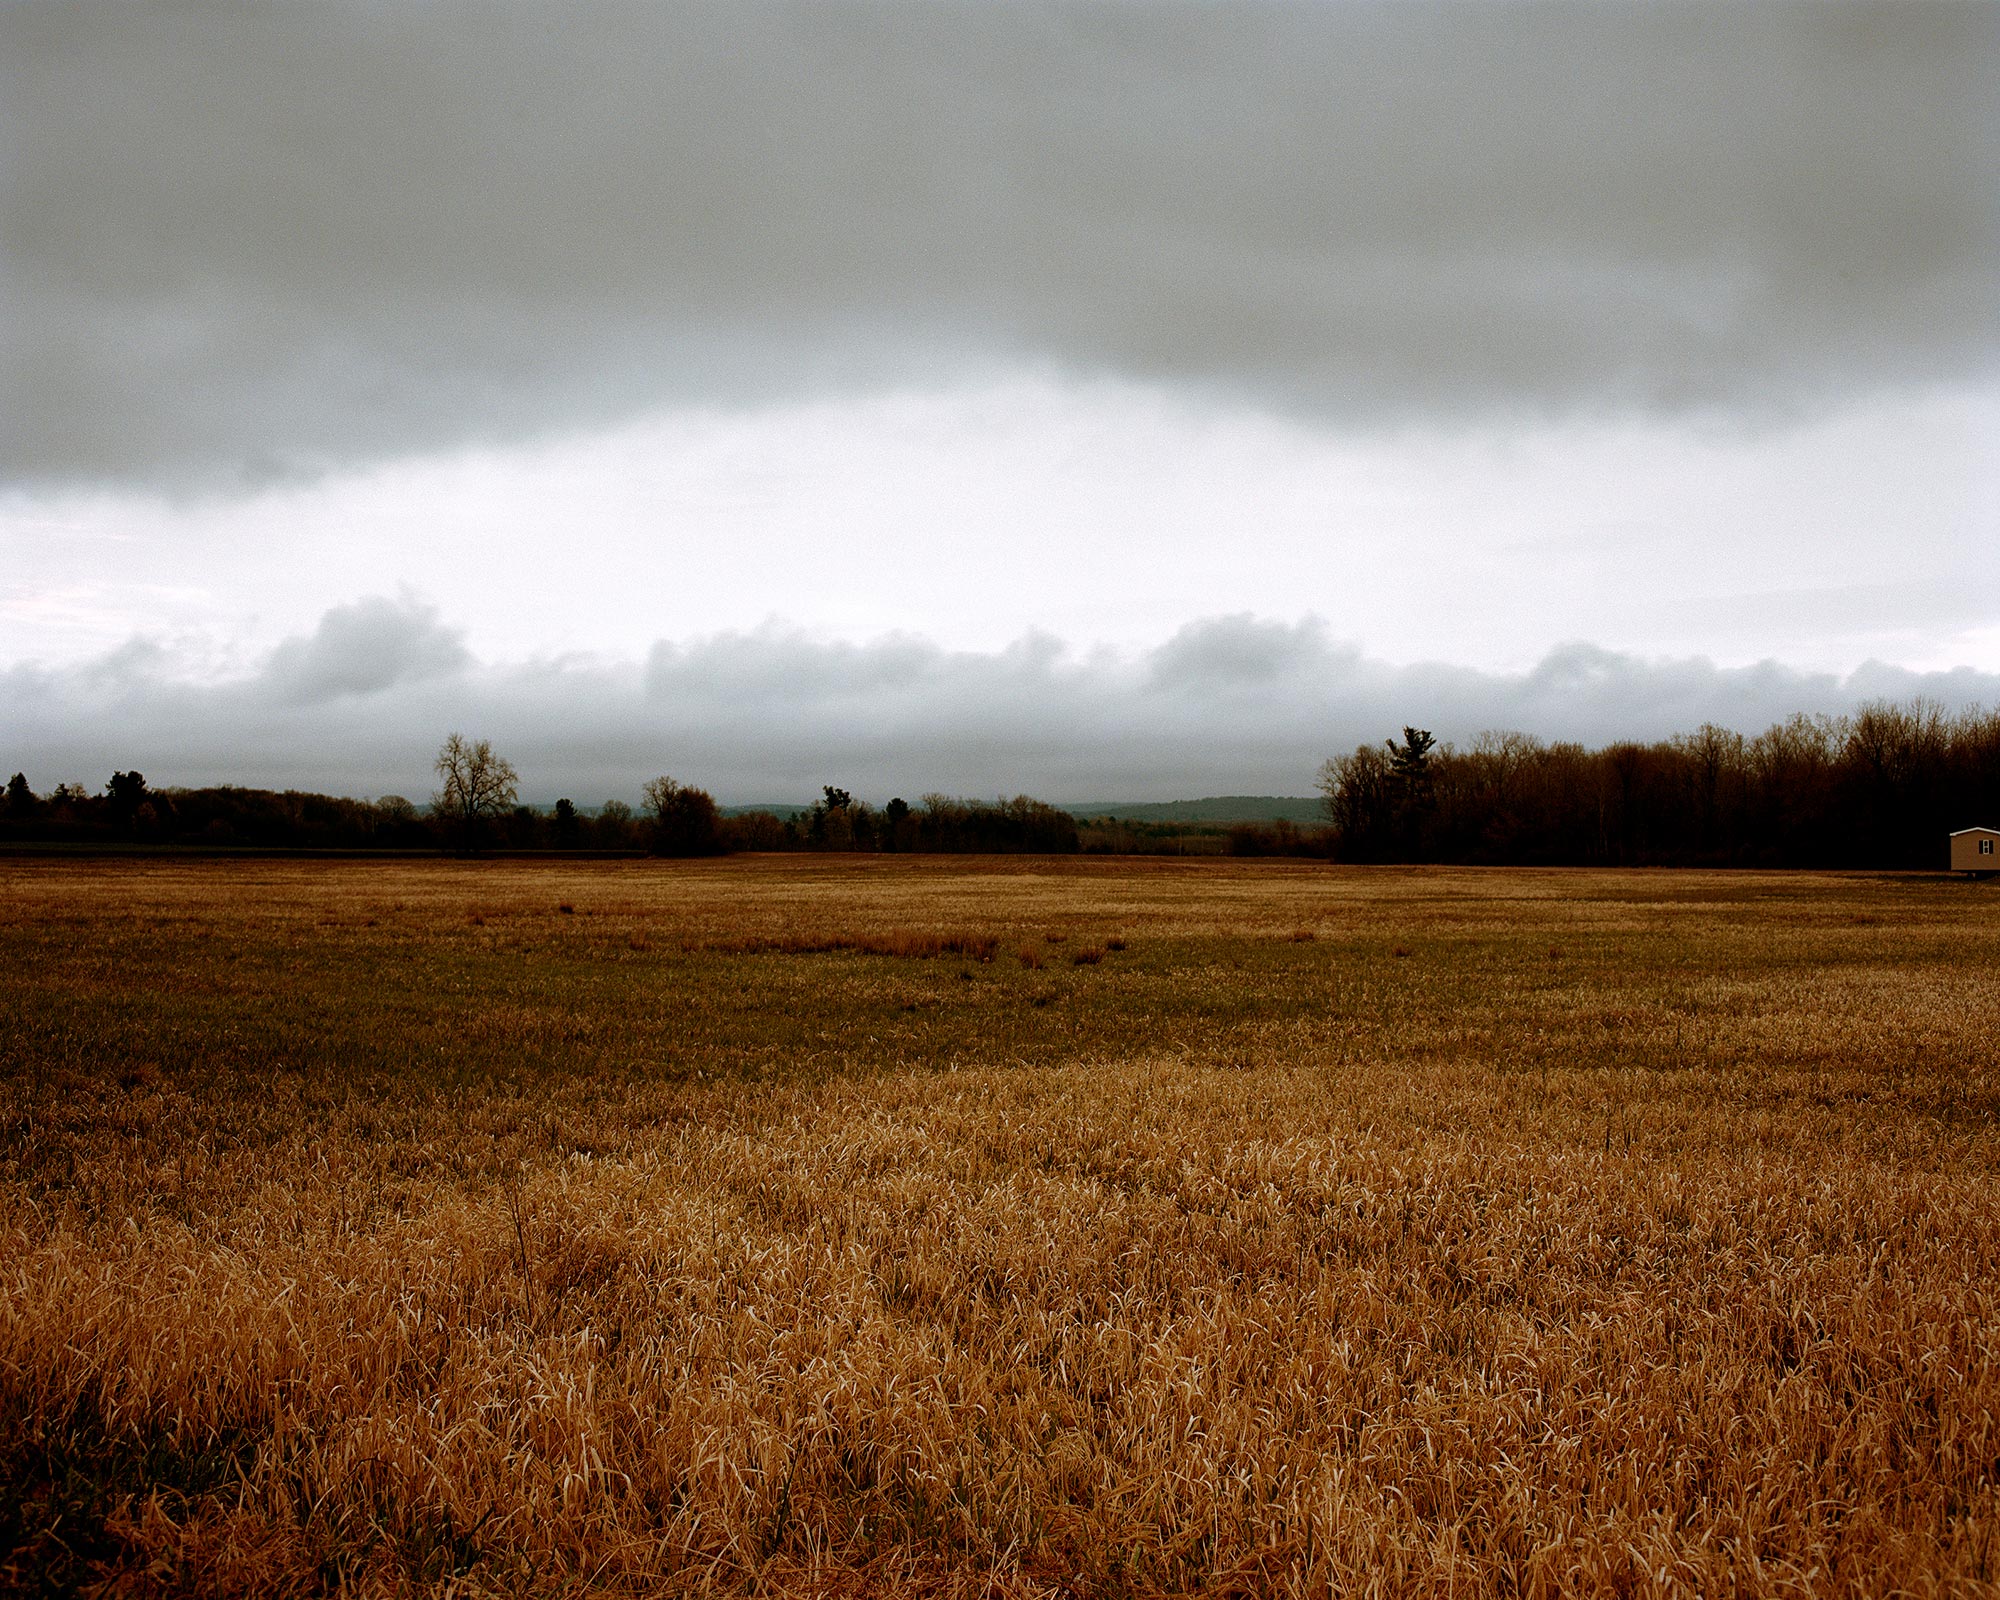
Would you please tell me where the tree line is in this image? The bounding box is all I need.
[5,700,1994,865]
[0,735,1080,857]
[1314,701,2000,868]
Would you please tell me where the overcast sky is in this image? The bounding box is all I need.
[5,1,1997,801]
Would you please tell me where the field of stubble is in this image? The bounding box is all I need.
[1,855,1996,1598]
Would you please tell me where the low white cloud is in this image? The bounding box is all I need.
[7,377,1992,682]
[6,604,1996,804]
[261,593,470,704]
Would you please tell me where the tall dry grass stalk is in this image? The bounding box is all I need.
[2,857,1996,1596]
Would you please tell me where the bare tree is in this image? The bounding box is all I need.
[1317,743,1393,858]
[432,733,518,851]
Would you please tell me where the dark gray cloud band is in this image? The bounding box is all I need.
[6,603,1996,802]
[5,1,1994,489]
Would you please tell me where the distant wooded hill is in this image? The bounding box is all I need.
[1065,797,1324,824]
[716,798,1324,825]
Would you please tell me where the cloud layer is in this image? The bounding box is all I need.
[6,0,1994,489]
[8,604,1997,803]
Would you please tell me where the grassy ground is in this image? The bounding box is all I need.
[1,856,1996,1597]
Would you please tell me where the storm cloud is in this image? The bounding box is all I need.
[6,0,1995,490]
[8,604,1997,804]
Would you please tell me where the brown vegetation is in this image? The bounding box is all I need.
[2,856,1997,1596]
[703,930,1002,962]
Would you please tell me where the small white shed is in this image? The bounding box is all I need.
[1950,827,2000,875]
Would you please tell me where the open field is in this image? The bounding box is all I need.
[2,856,1997,1597]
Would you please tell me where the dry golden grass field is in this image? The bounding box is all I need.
[2,856,1997,1598]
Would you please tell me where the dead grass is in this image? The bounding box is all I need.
[704,930,1001,962]
[1,856,1997,1597]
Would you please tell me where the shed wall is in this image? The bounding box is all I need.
[1950,830,2000,871]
